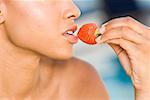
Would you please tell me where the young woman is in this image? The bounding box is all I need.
[0,0,149,100]
[0,0,108,100]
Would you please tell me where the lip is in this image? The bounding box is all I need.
[62,24,79,44]
[63,24,78,35]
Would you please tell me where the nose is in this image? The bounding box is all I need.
[63,2,81,20]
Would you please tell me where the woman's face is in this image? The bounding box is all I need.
[2,0,81,60]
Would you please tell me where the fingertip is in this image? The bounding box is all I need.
[100,23,108,34]
[96,36,102,43]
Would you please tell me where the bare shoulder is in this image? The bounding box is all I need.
[61,57,109,100]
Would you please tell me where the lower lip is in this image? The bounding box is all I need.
[63,33,78,44]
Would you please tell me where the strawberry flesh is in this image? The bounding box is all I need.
[77,23,101,45]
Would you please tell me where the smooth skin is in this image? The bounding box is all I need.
[96,17,150,100]
[0,0,108,100]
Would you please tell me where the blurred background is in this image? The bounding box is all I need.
[73,0,150,100]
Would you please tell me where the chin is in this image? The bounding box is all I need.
[42,49,73,60]
[51,46,74,60]
[55,51,73,60]
[56,56,73,60]
[49,54,73,60]
[31,42,74,60]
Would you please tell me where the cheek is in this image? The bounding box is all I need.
[4,2,73,59]
[6,10,54,43]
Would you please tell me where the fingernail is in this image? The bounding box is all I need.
[99,23,107,34]
[96,36,102,43]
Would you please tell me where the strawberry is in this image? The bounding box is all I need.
[77,23,101,45]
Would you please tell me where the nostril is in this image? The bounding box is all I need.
[68,15,76,19]
[63,4,81,20]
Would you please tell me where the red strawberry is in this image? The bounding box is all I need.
[77,23,101,45]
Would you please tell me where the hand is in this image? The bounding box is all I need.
[96,17,150,100]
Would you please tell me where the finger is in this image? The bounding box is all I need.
[109,44,132,76]
[96,26,145,44]
[108,44,124,56]
[106,38,138,56]
[100,16,149,37]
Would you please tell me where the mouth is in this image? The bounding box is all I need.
[63,25,78,36]
[62,25,79,44]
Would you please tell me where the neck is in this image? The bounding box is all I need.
[0,26,43,98]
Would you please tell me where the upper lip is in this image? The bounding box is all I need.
[63,25,78,35]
